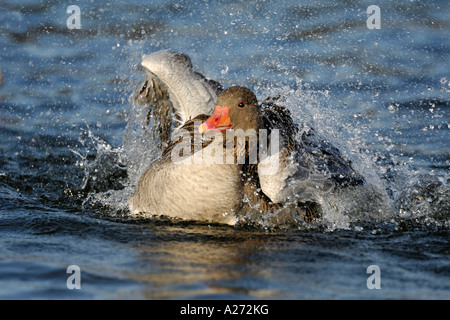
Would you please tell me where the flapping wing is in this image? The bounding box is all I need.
[134,50,222,151]
[296,128,365,187]
[257,99,299,204]
[136,50,221,124]
[257,97,365,204]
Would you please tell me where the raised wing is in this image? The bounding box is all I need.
[136,50,221,124]
[296,128,366,188]
[257,97,365,205]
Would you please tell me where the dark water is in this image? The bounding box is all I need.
[0,0,449,299]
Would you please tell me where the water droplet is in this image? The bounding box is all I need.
[221,65,229,75]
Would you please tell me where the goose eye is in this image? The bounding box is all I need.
[238,101,245,108]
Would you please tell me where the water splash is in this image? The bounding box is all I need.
[77,81,449,231]
[70,122,129,213]
[121,94,161,186]
[253,82,394,230]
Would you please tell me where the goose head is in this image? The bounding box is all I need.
[198,86,260,133]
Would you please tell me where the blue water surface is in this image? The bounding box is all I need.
[0,0,449,299]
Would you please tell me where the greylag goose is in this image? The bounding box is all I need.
[129,50,364,227]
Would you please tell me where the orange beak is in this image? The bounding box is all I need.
[198,106,232,133]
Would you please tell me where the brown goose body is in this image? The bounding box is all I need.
[129,156,242,225]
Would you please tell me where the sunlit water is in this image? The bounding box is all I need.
[0,0,448,299]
